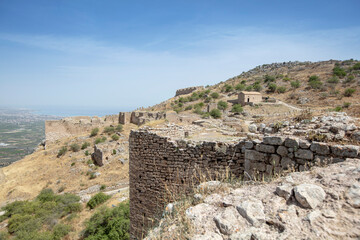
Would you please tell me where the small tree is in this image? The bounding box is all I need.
[70,143,80,152]
[264,75,276,83]
[217,101,228,111]
[235,83,246,91]
[210,92,219,99]
[87,193,111,209]
[90,128,99,137]
[210,109,222,119]
[268,83,277,92]
[291,80,300,89]
[111,134,119,141]
[344,88,356,97]
[57,146,67,158]
[231,104,243,113]
[253,83,262,92]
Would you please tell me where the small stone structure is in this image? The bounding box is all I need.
[238,91,262,106]
[129,130,360,239]
[175,86,204,97]
[119,112,131,125]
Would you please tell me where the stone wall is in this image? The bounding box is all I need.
[45,115,118,143]
[175,86,204,97]
[119,112,131,124]
[129,130,360,239]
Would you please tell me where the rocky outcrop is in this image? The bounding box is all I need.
[146,158,360,239]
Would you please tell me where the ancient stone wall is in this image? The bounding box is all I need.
[119,112,131,124]
[175,86,204,97]
[45,115,118,143]
[129,130,360,239]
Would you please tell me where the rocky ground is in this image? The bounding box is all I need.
[146,158,360,240]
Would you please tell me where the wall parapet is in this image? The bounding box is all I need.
[175,86,204,97]
[129,130,360,239]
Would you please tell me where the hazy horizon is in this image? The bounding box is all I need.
[1,0,360,111]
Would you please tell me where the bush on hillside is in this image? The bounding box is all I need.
[252,83,262,92]
[231,104,243,113]
[185,105,193,111]
[210,109,222,119]
[111,134,119,141]
[343,102,351,108]
[277,86,286,93]
[210,92,219,99]
[217,101,228,111]
[223,84,233,92]
[83,202,129,240]
[308,75,319,82]
[81,142,90,150]
[264,75,276,83]
[268,83,277,92]
[352,62,360,70]
[90,128,99,137]
[308,78,323,89]
[245,85,253,91]
[57,146,67,158]
[327,76,339,84]
[103,126,115,134]
[94,137,106,144]
[115,124,123,132]
[87,193,111,209]
[344,88,356,97]
[70,143,80,152]
[333,66,347,78]
[344,75,355,83]
[291,80,300,88]
[235,83,246,91]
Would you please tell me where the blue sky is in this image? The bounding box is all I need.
[0,0,360,113]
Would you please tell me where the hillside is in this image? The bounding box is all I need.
[0,59,359,239]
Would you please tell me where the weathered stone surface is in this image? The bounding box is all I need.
[263,136,285,145]
[255,144,275,153]
[213,207,245,235]
[236,199,265,227]
[284,138,299,148]
[276,184,293,201]
[281,157,295,169]
[346,184,360,208]
[248,124,257,133]
[294,149,313,160]
[192,232,223,240]
[294,184,326,209]
[244,141,254,149]
[277,146,288,156]
[331,145,359,158]
[299,140,311,149]
[269,154,280,166]
[245,150,267,161]
[310,142,330,155]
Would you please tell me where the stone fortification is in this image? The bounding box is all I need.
[119,112,166,126]
[175,86,204,97]
[45,115,118,143]
[129,129,360,239]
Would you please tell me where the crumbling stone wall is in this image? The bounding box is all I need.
[45,115,118,143]
[129,130,360,239]
[175,86,204,96]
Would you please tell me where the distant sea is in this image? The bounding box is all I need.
[31,106,132,118]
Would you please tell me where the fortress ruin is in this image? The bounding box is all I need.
[175,86,204,97]
[129,128,360,239]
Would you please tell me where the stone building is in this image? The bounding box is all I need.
[238,91,262,106]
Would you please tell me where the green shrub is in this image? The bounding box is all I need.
[264,75,276,83]
[69,143,80,152]
[352,62,360,70]
[112,149,117,155]
[217,101,228,111]
[245,85,253,91]
[241,80,246,84]
[344,75,355,83]
[252,83,262,92]
[85,150,89,156]
[185,105,193,111]
[210,92,219,99]
[90,128,99,137]
[52,224,71,240]
[194,102,204,108]
[103,126,115,134]
[204,97,212,103]
[343,102,351,108]
[283,77,291,82]
[177,102,183,107]
[333,106,343,112]
[333,66,347,78]
[94,138,102,144]
[100,185,106,191]
[308,75,319,82]
[173,106,183,113]
[223,84,233,92]
[308,80,323,89]
[201,112,211,118]
[189,92,199,101]
[291,80,300,88]
[268,83,277,92]
[231,104,243,113]
[344,88,356,97]
[115,124,123,132]
[83,202,129,240]
[210,109,222,119]
[277,86,286,93]
[87,193,111,209]
[57,146,67,158]
[235,83,246,91]
[111,134,119,141]
[327,76,339,84]
[81,142,90,150]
